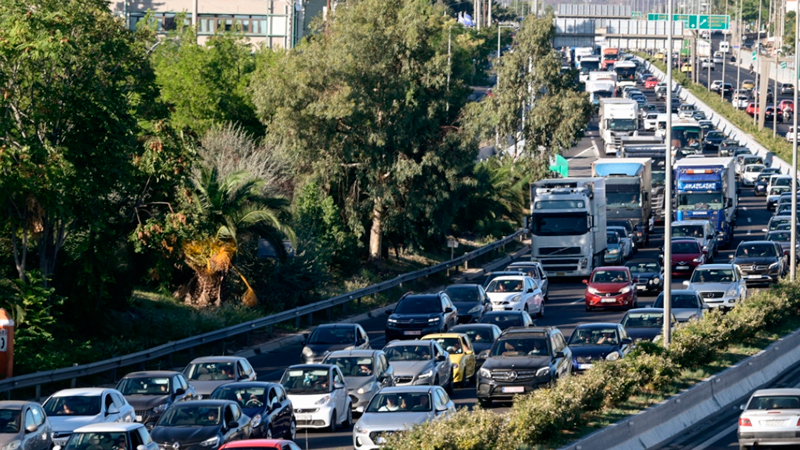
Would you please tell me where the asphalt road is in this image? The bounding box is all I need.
[245,75,777,450]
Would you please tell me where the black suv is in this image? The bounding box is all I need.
[732,241,787,285]
[476,327,572,407]
[385,292,458,341]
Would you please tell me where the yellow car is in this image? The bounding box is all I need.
[654,52,665,59]
[422,333,476,386]
[741,80,755,90]
[680,63,692,73]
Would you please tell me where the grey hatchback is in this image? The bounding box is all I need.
[0,401,52,450]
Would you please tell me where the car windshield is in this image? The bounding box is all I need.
[117,377,171,396]
[621,312,665,328]
[307,326,356,345]
[770,186,791,195]
[569,328,619,345]
[491,337,549,357]
[748,395,800,410]
[672,241,700,254]
[384,345,432,361]
[156,405,222,427]
[43,395,101,416]
[64,433,128,450]
[690,269,734,283]
[394,297,441,314]
[672,226,704,238]
[591,270,629,283]
[626,262,659,273]
[428,337,463,354]
[184,362,235,381]
[486,279,523,293]
[745,165,764,172]
[480,313,523,328]
[365,393,432,413]
[770,218,791,230]
[444,286,481,302]
[0,410,20,434]
[210,386,266,409]
[453,327,493,344]
[607,234,620,244]
[768,232,791,242]
[280,368,331,394]
[707,132,723,139]
[736,243,776,257]
[773,177,792,187]
[653,294,700,309]
[757,174,772,182]
[743,158,762,165]
[323,357,374,377]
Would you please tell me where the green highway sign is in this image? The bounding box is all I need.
[752,50,757,61]
[647,13,667,20]
[781,61,787,69]
[648,14,729,30]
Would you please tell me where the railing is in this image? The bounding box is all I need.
[0,229,527,397]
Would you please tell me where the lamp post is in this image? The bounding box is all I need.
[792,0,799,281]
[665,0,675,347]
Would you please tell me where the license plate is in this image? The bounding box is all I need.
[677,266,690,270]
[577,364,593,370]
[501,386,525,393]
[601,298,617,303]
[135,415,142,422]
[765,419,786,426]
[636,285,646,290]
[404,330,421,336]
[54,441,67,447]
[746,275,764,279]
[557,272,565,276]
[296,413,313,421]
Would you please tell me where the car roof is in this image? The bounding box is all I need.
[671,238,700,244]
[671,220,711,226]
[122,371,182,378]
[384,339,433,348]
[484,310,525,316]
[286,364,334,370]
[592,266,628,271]
[210,381,279,389]
[752,388,800,396]
[502,327,553,335]
[169,400,236,407]
[573,323,620,329]
[377,386,437,394]
[422,333,468,340]
[325,349,382,358]
[73,423,144,433]
[51,388,110,397]
[452,324,499,330]
[490,275,528,282]
[626,307,665,314]
[695,263,736,270]
[189,356,247,363]
[220,440,295,449]
[0,401,30,410]
[737,240,773,245]
[657,289,698,296]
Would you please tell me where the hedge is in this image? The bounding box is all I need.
[384,282,800,450]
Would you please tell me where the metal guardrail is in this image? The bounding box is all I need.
[0,229,527,395]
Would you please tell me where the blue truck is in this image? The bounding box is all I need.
[673,157,737,248]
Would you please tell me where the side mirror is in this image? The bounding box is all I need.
[436,354,447,362]
[727,199,733,207]
[729,254,735,259]
[555,351,565,358]
[762,228,768,233]
[25,424,38,433]
[436,404,449,413]
[106,405,120,416]
[137,445,147,450]
[270,402,281,412]
[682,280,690,287]
[334,382,346,390]
[356,338,366,346]
[227,421,239,429]
[740,404,745,410]
[621,338,633,345]
[385,309,393,315]
[174,388,186,396]
[581,279,588,284]
[526,288,534,293]
[478,349,490,359]
[302,332,309,345]
[53,446,62,450]
[444,307,453,313]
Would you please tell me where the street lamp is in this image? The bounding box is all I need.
[792,0,799,281]
[665,0,675,346]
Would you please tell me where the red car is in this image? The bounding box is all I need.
[746,102,758,116]
[220,440,301,450]
[583,266,639,312]
[644,77,660,89]
[664,239,705,276]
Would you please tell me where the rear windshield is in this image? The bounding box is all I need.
[748,396,800,410]
[444,286,481,302]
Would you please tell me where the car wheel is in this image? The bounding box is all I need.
[343,406,353,429]
[286,419,296,440]
[446,375,454,394]
[327,410,338,432]
[478,398,492,408]
[537,303,544,319]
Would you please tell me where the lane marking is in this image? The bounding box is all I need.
[571,299,584,305]
[591,139,600,158]
[690,422,738,450]
[568,146,596,161]
[747,217,752,223]
[747,230,752,235]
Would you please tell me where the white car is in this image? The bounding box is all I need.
[60,423,159,450]
[683,263,747,310]
[710,80,723,92]
[738,388,800,448]
[607,226,633,259]
[712,52,724,64]
[700,59,714,70]
[678,104,697,119]
[787,126,797,142]
[643,112,659,131]
[741,164,766,186]
[43,388,136,447]
[733,95,750,109]
[281,364,352,431]
[483,275,544,317]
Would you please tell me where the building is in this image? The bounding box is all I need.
[108,0,328,49]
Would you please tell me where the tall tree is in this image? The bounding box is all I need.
[0,0,157,286]
[251,0,476,263]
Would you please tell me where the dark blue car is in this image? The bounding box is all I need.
[210,382,296,441]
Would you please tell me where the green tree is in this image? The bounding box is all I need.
[150,20,260,137]
[0,0,159,286]
[251,0,477,263]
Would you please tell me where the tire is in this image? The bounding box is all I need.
[286,419,296,440]
[343,406,353,429]
[478,398,492,408]
[446,375,454,394]
[536,303,544,319]
[327,410,337,432]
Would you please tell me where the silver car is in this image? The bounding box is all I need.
[683,263,747,310]
[738,388,800,448]
[182,356,257,398]
[353,386,455,450]
[506,261,549,301]
[0,401,52,450]
[382,340,453,392]
[322,350,396,414]
[652,290,707,322]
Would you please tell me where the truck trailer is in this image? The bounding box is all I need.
[599,98,639,155]
[673,157,737,248]
[591,158,653,245]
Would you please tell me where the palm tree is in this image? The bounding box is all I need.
[181,164,295,307]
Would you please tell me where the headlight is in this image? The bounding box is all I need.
[608,248,619,255]
[769,262,780,269]
[510,295,521,303]
[302,347,313,357]
[387,318,397,323]
[2,441,20,450]
[355,423,366,434]
[688,314,699,321]
[605,352,620,361]
[468,305,483,314]
[479,368,491,378]
[315,395,331,405]
[152,403,168,413]
[356,385,373,394]
[251,414,262,428]
[693,256,704,263]
[535,367,550,378]
[619,286,631,294]
[587,287,600,295]
[428,317,440,324]
[199,437,219,448]
[418,369,433,380]
[726,288,738,297]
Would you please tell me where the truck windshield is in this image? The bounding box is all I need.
[531,212,589,236]
[594,90,614,99]
[607,119,637,131]
[652,171,666,186]
[606,191,640,208]
[672,127,702,146]
[672,225,704,238]
[677,193,724,210]
[615,67,636,81]
[580,61,600,72]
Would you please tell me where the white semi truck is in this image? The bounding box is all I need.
[529,178,607,277]
[599,98,639,155]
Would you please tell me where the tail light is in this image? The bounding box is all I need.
[739,418,752,427]
[796,417,800,426]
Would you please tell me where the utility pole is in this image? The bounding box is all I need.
[721,0,729,100]
[326,0,331,36]
[792,0,799,281]
[736,0,742,101]
[755,0,763,127]
[773,0,780,138]
[665,0,674,347]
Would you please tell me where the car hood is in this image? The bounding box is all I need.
[487,292,523,303]
[671,253,701,262]
[0,434,22,446]
[304,343,353,356]
[569,345,617,360]
[389,360,434,377]
[453,302,481,313]
[288,392,334,409]
[49,415,103,433]
[625,328,662,341]
[588,281,630,293]
[689,281,736,292]
[356,411,433,431]
[124,395,171,410]
[482,355,550,370]
[732,256,777,265]
[630,271,659,280]
[191,380,232,397]
[150,425,219,444]
[672,308,702,322]
[344,376,375,392]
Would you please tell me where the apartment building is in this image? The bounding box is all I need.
[109,0,327,48]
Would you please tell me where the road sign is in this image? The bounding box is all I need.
[648,13,729,30]
[631,11,642,19]
[752,50,757,61]
[781,61,787,69]
[647,13,667,20]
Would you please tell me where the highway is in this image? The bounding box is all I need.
[240,79,779,449]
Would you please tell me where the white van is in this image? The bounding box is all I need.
[719,41,730,53]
